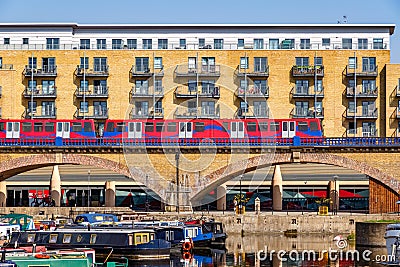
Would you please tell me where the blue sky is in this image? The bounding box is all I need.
[0,0,399,63]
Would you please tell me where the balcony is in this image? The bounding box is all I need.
[236,85,269,98]
[174,105,220,119]
[174,86,220,98]
[76,65,109,77]
[291,107,324,118]
[24,66,57,77]
[75,86,109,98]
[0,64,13,70]
[174,65,220,77]
[292,65,324,77]
[345,86,378,98]
[395,85,400,97]
[130,86,164,98]
[345,108,378,119]
[345,65,378,77]
[345,129,377,137]
[236,107,269,118]
[291,86,324,98]
[130,65,164,78]
[23,87,57,98]
[236,65,269,77]
[23,107,56,119]
[130,107,164,119]
[75,107,109,119]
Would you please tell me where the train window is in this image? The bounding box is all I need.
[298,122,308,131]
[72,122,82,132]
[145,122,154,132]
[270,122,279,131]
[129,123,135,132]
[247,122,257,132]
[0,123,3,131]
[167,122,177,132]
[222,122,229,132]
[45,122,54,132]
[259,122,268,131]
[195,122,204,132]
[310,121,318,131]
[106,122,115,132]
[84,122,93,132]
[22,122,32,132]
[116,122,124,132]
[156,122,164,132]
[34,122,43,132]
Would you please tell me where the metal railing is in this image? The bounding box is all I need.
[75,86,109,97]
[174,105,220,119]
[292,65,324,76]
[346,86,378,97]
[23,107,57,119]
[75,107,109,119]
[236,85,269,97]
[175,86,220,98]
[130,86,164,97]
[130,107,164,118]
[24,86,57,97]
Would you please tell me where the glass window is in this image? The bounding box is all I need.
[195,122,205,132]
[179,39,186,49]
[322,38,330,47]
[106,122,114,132]
[23,38,29,45]
[158,39,168,49]
[80,101,88,113]
[342,38,352,49]
[358,38,368,50]
[269,39,279,49]
[167,122,177,132]
[90,234,97,244]
[254,39,264,49]
[112,39,123,49]
[27,234,35,243]
[348,101,355,113]
[156,122,164,132]
[72,122,82,132]
[22,122,32,132]
[247,122,257,132]
[214,39,223,49]
[310,121,318,131]
[94,57,107,72]
[348,57,357,69]
[136,57,149,72]
[296,57,309,66]
[298,122,308,131]
[4,38,10,45]
[28,57,37,69]
[300,39,310,49]
[80,39,90,49]
[373,38,384,49]
[154,57,163,69]
[238,39,244,48]
[270,122,279,131]
[116,122,124,132]
[127,39,137,49]
[45,122,54,132]
[145,122,154,132]
[143,39,152,49]
[314,57,323,66]
[84,122,93,132]
[254,57,267,72]
[259,122,268,131]
[240,101,248,113]
[34,122,43,132]
[281,39,294,49]
[49,234,58,243]
[46,38,59,50]
[240,57,248,69]
[97,39,106,49]
[199,38,205,48]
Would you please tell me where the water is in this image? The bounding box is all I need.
[116,234,389,266]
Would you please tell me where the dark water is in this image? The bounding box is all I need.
[118,234,389,266]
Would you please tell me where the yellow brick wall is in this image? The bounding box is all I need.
[384,64,400,136]
[0,49,391,137]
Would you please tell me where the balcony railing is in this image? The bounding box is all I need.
[396,85,400,97]
[24,107,56,119]
[130,65,164,77]
[0,64,13,70]
[345,129,377,137]
[174,65,220,77]
[236,85,269,98]
[291,86,324,98]
[291,107,321,118]
[345,108,378,118]
[345,65,378,77]
[75,86,109,98]
[174,86,220,98]
[24,65,57,77]
[174,105,220,119]
[24,87,57,98]
[75,107,109,119]
[76,65,109,77]
[346,86,378,98]
[236,65,269,77]
[236,106,269,118]
[292,65,324,77]
[130,86,164,98]
[130,107,164,119]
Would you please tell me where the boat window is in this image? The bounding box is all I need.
[90,234,97,244]
[63,234,71,243]
[22,122,32,132]
[247,122,257,132]
[135,234,141,244]
[27,233,35,243]
[71,122,82,132]
[150,234,154,240]
[167,122,177,132]
[128,234,133,245]
[116,122,124,132]
[84,122,93,132]
[45,122,54,132]
[195,122,204,132]
[34,122,43,132]
[145,122,154,132]
[49,234,58,243]
[259,122,268,131]
[270,122,279,131]
[143,235,148,243]
[106,122,114,132]
[298,122,308,131]
[310,121,318,131]
[77,235,83,242]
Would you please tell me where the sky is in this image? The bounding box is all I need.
[0,0,399,63]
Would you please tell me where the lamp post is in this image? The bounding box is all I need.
[87,170,91,209]
[333,175,338,215]
[145,174,149,212]
[175,152,180,214]
[239,175,243,214]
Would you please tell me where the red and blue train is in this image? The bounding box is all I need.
[0,118,323,140]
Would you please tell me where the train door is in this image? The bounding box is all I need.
[56,122,70,138]
[230,121,244,138]
[128,122,142,138]
[6,122,20,138]
[282,121,296,138]
[179,122,192,138]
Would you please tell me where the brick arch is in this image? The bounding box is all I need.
[0,154,164,200]
[190,152,399,202]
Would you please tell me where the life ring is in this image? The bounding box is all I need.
[35,254,50,259]
[182,251,192,260]
[182,241,192,251]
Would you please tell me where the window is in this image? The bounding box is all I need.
[188,80,197,92]
[342,38,352,49]
[199,38,205,48]
[214,39,223,49]
[362,101,375,116]
[259,122,268,131]
[188,57,196,69]
[42,57,56,72]
[362,122,376,137]
[49,234,58,243]
[310,121,318,131]
[156,122,164,132]
[240,57,248,69]
[179,39,186,49]
[362,80,376,94]
[97,39,106,49]
[142,39,152,49]
[373,38,384,49]
[27,234,35,243]
[247,122,257,132]
[80,39,90,49]
[201,80,215,94]
[296,57,309,66]
[269,39,279,49]
[28,101,37,114]
[136,57,149,72]
[348,121,355,134]
[46,38,59,49]
[155,79,163,92]
[42,101,55,116]
[254,57,267,72]
[300,39,310,49]
[254,39,264,49]
[145,122,154,132]
[295,80,309,94]
[80,101,88,113]
[240,101,248,113]
[22,122,32,132]
[90,234,97,244]
[80,57,89,69]
[295,101,309,116]
[195,122,205,132]
[23,38,29,45]
[84,122,93,132]
[238,39,244,48]
[158,39,168,49]
[348,57,357,69]
[167,122,177,132]
[135,101,148,116]
[281,39,294,49]
[348,101,355,113]
[34,122,43,132]
[127,39,137,49]
[116,122,124,132]
[314,57,323,66]
[270,122,279,131]
[298,122,308,131]
[254,80,267,94]
[154,57,162,69]
[45,122,54,132]
[4,38,10,45]
[112,39,123,49]
[322,38,330,47]
[80,80,89,92]
[94,101,107,116]
[28,57,37,69]
[201,101,215,116]
[358,38,368,50]
[254,101,267,117]
[94,57,107,72]
[362,57,376,72]
[28,80,37,91]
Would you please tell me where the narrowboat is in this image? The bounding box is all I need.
[74,213,119,226]
[201,221,227,247]
[7,228,171,260]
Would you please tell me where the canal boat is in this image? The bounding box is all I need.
[74,213,119,226]
[0,214,35,241]
[384,223,400,262]
[7,227,171,260]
